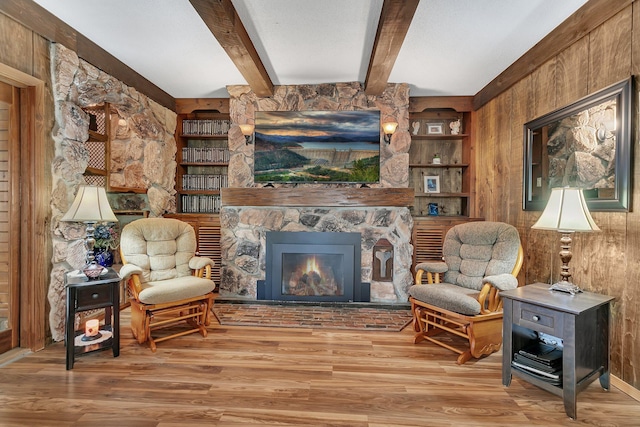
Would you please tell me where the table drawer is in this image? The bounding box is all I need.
[76,284,113,309]
[512,301,563,336]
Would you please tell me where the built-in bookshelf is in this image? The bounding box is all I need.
[175,109,230,214]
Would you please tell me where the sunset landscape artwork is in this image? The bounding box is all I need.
[254,110,380,183]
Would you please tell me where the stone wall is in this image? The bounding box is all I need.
[226,82,411,188]
[47,43,177,341]
[220,82,413,303]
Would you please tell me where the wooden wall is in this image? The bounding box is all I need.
[0,11,54,349]
[476,3,640,388]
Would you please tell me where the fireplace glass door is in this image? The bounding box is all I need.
[281,253,344,297]
[262,231,366,302]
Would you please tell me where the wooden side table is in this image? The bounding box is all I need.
[65,268,121,370]
[501,283,614,419]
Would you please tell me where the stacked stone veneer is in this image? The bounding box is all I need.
[220,206,414,302]
[220,83,414,303]
[47,43,177,341]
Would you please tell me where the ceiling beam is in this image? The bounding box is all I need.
[364,0,420,96]
[190,0,274,97]
[473,0,632,110]
[0,0,175,110]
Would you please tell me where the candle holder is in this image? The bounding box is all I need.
[81,331,103,341]
[82,319,102,341]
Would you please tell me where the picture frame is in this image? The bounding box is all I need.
[427,123,444,135]
[424,176,440,193]
[523,77,633,211]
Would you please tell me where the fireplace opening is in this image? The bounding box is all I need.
[283,253,344,297]
[258,231,370,302]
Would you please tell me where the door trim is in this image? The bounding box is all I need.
[0,62,47,351]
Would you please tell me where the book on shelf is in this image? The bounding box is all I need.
[517,341,563,366]
[181,194,221,213]
[513,353,561,372]
[511,340,563,386]
[511,361,562,385]
[182,147,229,163]
[182,119,230,136]
[182,174,228,190]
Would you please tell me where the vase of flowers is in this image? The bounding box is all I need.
[94,222,120,267]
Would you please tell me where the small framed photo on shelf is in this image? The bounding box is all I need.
[428,203,439,216]
[424,176,440,193]
[427,123,444,135]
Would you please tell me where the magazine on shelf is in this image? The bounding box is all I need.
[517,341,563,366]
[513,353,561,373]
[511,361,562,386]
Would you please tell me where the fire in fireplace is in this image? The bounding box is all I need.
[258,231,370,302]
[283,253,343,297]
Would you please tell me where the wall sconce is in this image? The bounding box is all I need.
[382,121,398,143]
[239,124,255,144]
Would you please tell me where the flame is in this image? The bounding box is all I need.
[305,256,319,274]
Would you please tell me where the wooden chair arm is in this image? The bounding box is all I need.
[415,269,441,285]
[477,244,524,314]
[126,274,143,301]
[477,283,505,315]
[192,264,212,280]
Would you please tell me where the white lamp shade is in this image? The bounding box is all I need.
[531,187,600,232]
[61,185,118,223]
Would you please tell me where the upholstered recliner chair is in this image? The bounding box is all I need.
[408,221,523,364]
[119,218,216,351]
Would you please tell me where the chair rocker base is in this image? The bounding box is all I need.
[410,297,504,365]
[130,292,214,352]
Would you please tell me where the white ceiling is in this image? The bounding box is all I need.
[32,0,589,99]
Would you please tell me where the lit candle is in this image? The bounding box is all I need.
[85,319,100,337]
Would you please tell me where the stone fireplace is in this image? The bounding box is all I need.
[218,191,414,303]
[258,231,368,303]
[220,81,414,304]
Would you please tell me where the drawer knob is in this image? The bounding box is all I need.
[92,293,99,299]
[532,315,540,322]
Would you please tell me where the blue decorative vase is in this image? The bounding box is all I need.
[95,248,114,267]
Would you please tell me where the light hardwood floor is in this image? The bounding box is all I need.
[0,311,639,426]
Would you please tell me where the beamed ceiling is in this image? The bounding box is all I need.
[4,0,627,111]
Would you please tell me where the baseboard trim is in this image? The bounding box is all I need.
[612,375,640,402]
[0,348,31,367]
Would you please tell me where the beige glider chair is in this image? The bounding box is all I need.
[408,221,523,364]
[119,218,215,351]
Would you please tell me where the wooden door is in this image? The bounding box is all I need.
[0,81,20,354]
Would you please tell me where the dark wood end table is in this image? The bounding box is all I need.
[501,283,614,420]
[65,268,121,370]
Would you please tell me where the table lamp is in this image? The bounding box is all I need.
[531,187,600,294]
[61,185,118,279]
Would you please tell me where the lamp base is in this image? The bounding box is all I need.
[82,261,103,280]
[549,281,582,295]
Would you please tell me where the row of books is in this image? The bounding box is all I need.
[511,341,563,386]
[182,174,228,190]
[182,147,230,163]
[182,119,230,136]
[181,195,222,213]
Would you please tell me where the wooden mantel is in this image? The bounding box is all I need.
[221,187,414,207]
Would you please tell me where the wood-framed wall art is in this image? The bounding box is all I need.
[427,123,444,135]
[424,175,440,193]
[523,77,633,211]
